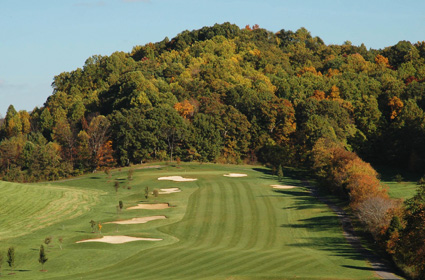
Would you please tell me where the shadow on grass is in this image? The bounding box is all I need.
[256,164,372,263]
[342,265,376,271]
[288,236,366,261]
[253,166,313,186]
[273,189,326,210]
[281,215,340,232]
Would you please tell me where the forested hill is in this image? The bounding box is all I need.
[2,22,425,181]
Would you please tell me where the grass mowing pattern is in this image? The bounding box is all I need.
[57,165,376,280]
[0,181,101,240]
[385,181,417,199]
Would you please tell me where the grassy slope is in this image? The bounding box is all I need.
[0,164,376,279]
[374,165,421,200]
[385,181,417,200]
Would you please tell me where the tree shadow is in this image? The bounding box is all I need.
[287,236,367,261]
[253,166,313,186]
[280,215,341,232]
[272,189,328,210]
[341,265,376,271]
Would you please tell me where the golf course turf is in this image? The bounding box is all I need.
[0,163,378,279]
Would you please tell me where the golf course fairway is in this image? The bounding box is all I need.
[0,163,378,279]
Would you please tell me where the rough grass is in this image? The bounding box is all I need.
[0,163,377,279]
[375,165,421,200]
[385,181,418,200]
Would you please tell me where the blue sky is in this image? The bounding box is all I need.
[1,0,424,116]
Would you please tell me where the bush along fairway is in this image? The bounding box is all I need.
[0,163,378,279]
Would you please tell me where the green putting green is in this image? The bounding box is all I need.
[0,164,377,279]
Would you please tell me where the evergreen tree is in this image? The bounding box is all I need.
[145,186,149,199]
[6,247,14,272]
[277,164,283,180]
[38,245,48,271]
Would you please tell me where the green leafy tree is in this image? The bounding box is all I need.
[3,105,23,138]
[127,168,134,181]
[277,164,283,180]
[114,180,120,193]
[394,174,403,183]
[89,220,96,233]
[39,108,53,140]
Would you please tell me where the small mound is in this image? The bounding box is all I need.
[271,185,296,189]
[104,216,167,225]
[158,188,181,194]
[76,235,162,244]
[127,203,171,210]
[158,176,197,182]
[223,173,248,177]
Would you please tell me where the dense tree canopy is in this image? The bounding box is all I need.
[2,22,425,177]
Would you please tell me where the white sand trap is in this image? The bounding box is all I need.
[223,173,248,177]
[104,216,167,225]
[158,176,197,182]
[271,185,296,189]
[127,203,171,210]
[76,235,162,244]
[158,188,181,194]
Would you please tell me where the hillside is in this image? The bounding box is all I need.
[1,23,425,180]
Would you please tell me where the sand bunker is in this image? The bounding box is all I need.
[76,235,162,244]
[104,216,167,225]
[223,173,248,177]
[271,185,296,189]
[158,188,181,194]
[127,203,171,210]
[158,176,197,182]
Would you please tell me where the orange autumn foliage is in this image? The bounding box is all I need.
[327,85,341,101]
[312,138,389,208]
[388,96,404,120]
[326,68,341,77]
[311,90,326,101]
[174,100,195,119]
[375,54,390,68]
[298,66,322,77]
[97,140,115,169]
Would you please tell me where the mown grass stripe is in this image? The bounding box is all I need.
[179,186,201,242]
[226,182,243,249]
[242,181,260,250]
[192,184,214,248]
[261,192,278,250]
[208,182,227,248]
